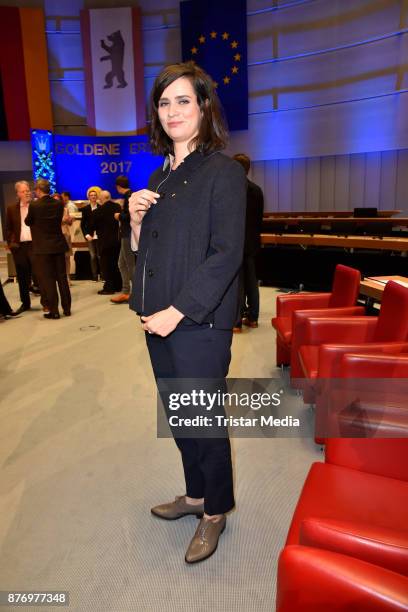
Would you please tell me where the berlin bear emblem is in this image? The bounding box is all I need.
[100,30,128,89]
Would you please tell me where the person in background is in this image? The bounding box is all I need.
[25,179,71,319]
[5,180,39,315]
[61,191,78,214]
[232,153,264,332]
[91,190,122,295]
[54,193,74,284]
[81,186,101,282]
[111,175,134,304]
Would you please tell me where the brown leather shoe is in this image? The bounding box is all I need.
[151,495,204,520]
[110,293,130,304]
[242,317,258,328]
[233,326,242,333]
[185,516,226,563]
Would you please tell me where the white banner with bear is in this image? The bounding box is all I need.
[80,7,146,135]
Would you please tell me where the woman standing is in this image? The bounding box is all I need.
[129,62,246,563]
[81,187,101,282]
[53,193,74,284]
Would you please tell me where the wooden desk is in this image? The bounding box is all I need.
[261,233,408,252]
[264,210,401,218]
[360,276,408,302]
[262,217,408,227]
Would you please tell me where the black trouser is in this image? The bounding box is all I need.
[0,282,12,315]
[35,253,71,315]
[146,326,235,516]
[11,242,34,308]
[99,244,122,292]
[236,254,260,324]
[88,239,100,280]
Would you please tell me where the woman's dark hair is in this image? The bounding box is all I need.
[115,175,130,189]
[149,61,228,156]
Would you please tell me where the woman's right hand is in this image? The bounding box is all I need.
[129,189,160,225]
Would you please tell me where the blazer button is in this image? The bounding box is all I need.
[152,230,158,238]
[148,269,154,277]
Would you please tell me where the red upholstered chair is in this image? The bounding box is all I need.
[271,264,364,380]
[328,352,408,438]
[299,281,408,381]
[276,438,408,611]
[297,281,408,439]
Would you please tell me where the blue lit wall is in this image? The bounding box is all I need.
[44,0,408,160]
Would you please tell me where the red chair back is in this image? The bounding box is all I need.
[328,264,361,307]
[374,281,408,341]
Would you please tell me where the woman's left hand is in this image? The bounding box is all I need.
[141,306,184,337]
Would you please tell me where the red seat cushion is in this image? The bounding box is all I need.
[299,345,319,378]
[300,517,408,576]
[286,462,408,547]
[277,545,408,612]
[273,317,292,344]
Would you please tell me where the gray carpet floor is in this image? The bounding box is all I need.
[0,279,322,612]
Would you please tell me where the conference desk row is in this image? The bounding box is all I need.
[264,210,400,218]
[261,233,408,252]
[262,217,408,238]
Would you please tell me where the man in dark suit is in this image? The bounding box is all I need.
[90,190,122,294]
[5,180,39,314]
[233,154,264,330]
[25,179,71,319]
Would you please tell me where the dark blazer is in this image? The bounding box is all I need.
[90,201,121,250]
[244,179,264,256]
[6,203,24,249]
[81,203,100,238]
[130,149,246,330]
[25,196,68,255]
[119,189,132,239]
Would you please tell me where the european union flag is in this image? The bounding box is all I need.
[180,0,248,131]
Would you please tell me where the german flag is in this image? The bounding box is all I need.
[0,7,52,140]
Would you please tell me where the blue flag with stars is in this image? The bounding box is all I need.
[180,0,248,131]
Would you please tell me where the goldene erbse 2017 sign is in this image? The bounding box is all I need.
[31,130,162,199]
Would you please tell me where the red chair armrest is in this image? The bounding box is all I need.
[340,352,408,378]
[318,342,408,377]
[276,293,331,317]
[300,517,408,576]
[325,439,408,481]
[292,307,366,356]
[277,545,408,611]
[304,317,378,345]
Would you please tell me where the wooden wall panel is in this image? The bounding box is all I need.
[349,153,366,208]
[379,150,398,209]
[320,156,336,211]
[334,155,350,210]
[264,160,279,212]
[292,158,306,211]
[364,151,381,208]
[255,148,408,213]
[305,157,321,212]
[278,159,293,211]
[395,149,408,210]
